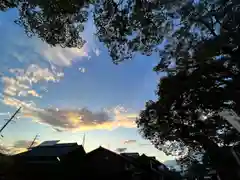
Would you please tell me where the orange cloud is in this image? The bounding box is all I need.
[23,106,137,131]
[1,94,137,132]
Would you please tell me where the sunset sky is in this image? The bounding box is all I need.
[0,8,175,163]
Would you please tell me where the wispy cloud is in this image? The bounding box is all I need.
[0,144,11,154]
[1,14,90,68]
[123,139,137,144]
[9,64,64,84]
[14,140,39,149]
[0,15,93,104]
[41,44,89,67]
[1,95,35,109]
[2,64,64,99]
[0,140,40,155]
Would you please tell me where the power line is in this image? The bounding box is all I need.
[0,107,21,135]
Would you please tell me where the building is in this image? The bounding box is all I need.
[12,141,179,180]
[13,141,86,180]
[15,141,85,164]
[85,146,175,180]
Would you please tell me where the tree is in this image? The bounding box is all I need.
[1,0,239,67]
[1,0,90,48]
[93,0,168,63]
[93,0,240,67]
[136,57,240,179]
[127,1,240,179]
[0,0,17,11]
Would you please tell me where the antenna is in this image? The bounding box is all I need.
[28,134,39,149]
[0,107,21,135]
[82,133,86,148]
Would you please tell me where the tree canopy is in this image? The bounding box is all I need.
[134,0,240,178]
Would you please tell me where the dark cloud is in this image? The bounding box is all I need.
[24,106,136,131]
[116,148,127,153]
[14,140,39,148]
[29,108,109,128]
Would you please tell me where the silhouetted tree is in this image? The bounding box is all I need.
[0,0,90,48]
[136,59,240,179]
[93,0,167,63]
[94,0,240,67]
[16,0,91,48]
[1,0,240,66]
[0,0,17,11]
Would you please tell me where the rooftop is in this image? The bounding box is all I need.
[16,142,84,157]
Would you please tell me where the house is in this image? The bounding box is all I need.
[14,141,85,164]
[85,146,134,180]
[121,153,173,180]
[13,141,86,180]
[85,146,175,180]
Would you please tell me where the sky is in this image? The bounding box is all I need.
[0,8,176,163]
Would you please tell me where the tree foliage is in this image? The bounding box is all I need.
[1,0,90,48]
[135,0,240,179]
[94,0,168,63]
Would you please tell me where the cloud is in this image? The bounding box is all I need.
[1,97,137,131]
[0,144,11,154]
[0,140,40,155]
[23,106,137,131]
[0,15,92,104]
[94,48,101,56]
[116,148,127,153]
[2,76,29,97]
[138,143,151,146]
[1,96,36,109]
[9,64,64,84]
[123,140,137,144]
[0,15,90,68]
[0,17,136,131]
[27,90,42,98]
[78,67,86,73]
[14,140,39,149]
[2,64,63,99]
[41,45,88,67]
[9,140,40,154]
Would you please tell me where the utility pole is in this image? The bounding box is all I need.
[0,107,21,135]
[28,134,39,149]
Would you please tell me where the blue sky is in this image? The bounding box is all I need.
[0,9,175,163]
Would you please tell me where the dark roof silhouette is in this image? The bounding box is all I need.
[87,146,172,176]
[16,143,83,157]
